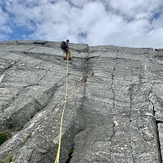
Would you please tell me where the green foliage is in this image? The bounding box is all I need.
[65,148,74,163]
[0,154,13,163]
[69,149,74,154]
[6,154,13,162]
[23,133,32,143]
[0,131,11,145]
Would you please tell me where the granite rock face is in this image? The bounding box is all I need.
[0,41,163,163]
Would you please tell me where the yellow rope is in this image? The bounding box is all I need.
[54,50,102,163]
[54,58,69,163]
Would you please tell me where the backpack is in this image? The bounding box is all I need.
[61,41,67,51]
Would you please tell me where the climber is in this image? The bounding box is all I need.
[60,39,72,60]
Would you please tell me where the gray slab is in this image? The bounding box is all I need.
[0,41,162,163]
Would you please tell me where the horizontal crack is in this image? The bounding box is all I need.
[156,120,163,124]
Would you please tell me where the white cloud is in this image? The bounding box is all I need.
[0,5,12,40]
[0,0,163,48]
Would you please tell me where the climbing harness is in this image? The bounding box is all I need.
[54,58,69,163]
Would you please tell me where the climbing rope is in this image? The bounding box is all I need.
[54,58,69,163]
[54,50,103,163]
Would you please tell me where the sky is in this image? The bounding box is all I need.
[0,0,163,48]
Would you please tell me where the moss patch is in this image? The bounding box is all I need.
[0,131,11,145]
[23,133,32,143]
[1,154,13,163]
[6,154,13,162]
